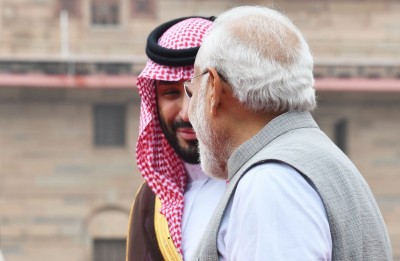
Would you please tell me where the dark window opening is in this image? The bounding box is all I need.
[57,0,80,17]
[93,238,126,261]
[91,0,120,26]
[131,0,155,18]
[94,105,126,146]
[334,118,347,154]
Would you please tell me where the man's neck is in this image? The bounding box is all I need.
[227,109,284,155]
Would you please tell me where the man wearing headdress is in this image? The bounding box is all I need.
[126,16,226,261]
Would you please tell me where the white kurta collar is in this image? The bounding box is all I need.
[184,163,208,183]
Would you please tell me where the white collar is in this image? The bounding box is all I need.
[184,163,208,183]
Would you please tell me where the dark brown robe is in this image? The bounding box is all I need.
[126,183,182,261]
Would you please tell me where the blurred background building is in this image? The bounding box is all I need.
[0,0,399,260]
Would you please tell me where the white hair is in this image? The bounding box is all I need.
[195,6,316,112]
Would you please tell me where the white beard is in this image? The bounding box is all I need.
[197,136,227,180]
[190,83,230,180]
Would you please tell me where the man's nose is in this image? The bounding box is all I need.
[180,95,190,122]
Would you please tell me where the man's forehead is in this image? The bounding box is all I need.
[155,79,185,86]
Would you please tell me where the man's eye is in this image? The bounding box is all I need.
[163,89,180,96]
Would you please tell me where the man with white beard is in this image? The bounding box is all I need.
[184,5,392,261]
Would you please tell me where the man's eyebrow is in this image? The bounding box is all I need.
[157,80,180,86]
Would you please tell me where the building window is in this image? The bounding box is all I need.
[94,104,126,146]
[91,0,120,26]
[93,238,126,261]
[131,0,155,18]
[57,0,80,17]
[334,118,347,154]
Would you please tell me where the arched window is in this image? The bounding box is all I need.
[85,206,129,261]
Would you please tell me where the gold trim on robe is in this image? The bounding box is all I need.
[154,197,183,261]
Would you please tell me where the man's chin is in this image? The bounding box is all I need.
[196,130,229,180]
[175,142,200,164]
[199,144,226,180]
[179,152,200,164]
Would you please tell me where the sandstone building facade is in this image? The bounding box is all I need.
[0,0,399,260]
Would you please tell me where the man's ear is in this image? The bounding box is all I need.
[208,67,224,116]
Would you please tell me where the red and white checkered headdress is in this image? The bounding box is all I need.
[136,17,213,255]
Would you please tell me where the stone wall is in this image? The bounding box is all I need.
[0,88,142,261]
[0,0,399,63]
[315,91,400,259]
[0,0,399,260]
